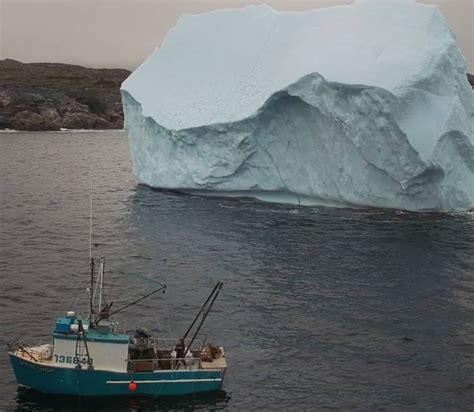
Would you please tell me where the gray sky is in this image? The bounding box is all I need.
[1,0,473,71]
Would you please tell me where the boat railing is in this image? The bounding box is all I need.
[150,335,209,350]
[9,335,52,346]
[8,341,53,362]
[127,357,201,372]
[153,337,206,343]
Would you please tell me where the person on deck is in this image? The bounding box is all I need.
[175,338,186,369]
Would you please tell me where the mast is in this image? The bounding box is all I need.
[89,191,92,263]
[98,257,105,314]
[89,192,95,319]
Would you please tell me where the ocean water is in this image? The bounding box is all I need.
[1,131,474,411]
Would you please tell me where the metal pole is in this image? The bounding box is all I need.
[89,192,94,319]
[183,282,223,359]
[98,258,105,313]
[105,284,167,319]
[102,258,105,307]
[181,281,222,341]
[89,192,92,261]
[89,258,95,319]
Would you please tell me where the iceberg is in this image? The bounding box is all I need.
[121,0,474,212]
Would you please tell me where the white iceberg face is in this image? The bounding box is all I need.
[121,0,474,212]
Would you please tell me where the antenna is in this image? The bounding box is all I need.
[89,191,92,261]
[89,190,94,319]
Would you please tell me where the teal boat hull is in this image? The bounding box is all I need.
[9,354,225,397]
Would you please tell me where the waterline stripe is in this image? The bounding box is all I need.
[106,378,222,384]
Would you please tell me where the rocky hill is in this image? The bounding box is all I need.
[0,59,130,130]
[0,59,472,131]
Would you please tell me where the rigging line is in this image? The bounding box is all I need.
[91,262,101,304]
[148,284,166,342]
[68,267,88,310]
[68,257,97,312]
[107,265,164,287]
[154,310,166,344]
[166,305,173,342]
[124,272,163,286]
[68,285,82,311]
[67,190,97,312]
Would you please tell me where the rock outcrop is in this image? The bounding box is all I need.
[0,59,130,130]
[468,73,474,88]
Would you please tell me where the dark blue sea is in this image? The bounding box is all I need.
[1,131,474,411]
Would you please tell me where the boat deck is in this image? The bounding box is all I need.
[13,347,227,371]
[13,347,53,364]
[201,356,227,369]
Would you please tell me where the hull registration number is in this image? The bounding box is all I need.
[54,355,94,366]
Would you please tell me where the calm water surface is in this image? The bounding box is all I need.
[1,131,474,411]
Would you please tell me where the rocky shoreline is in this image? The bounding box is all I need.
[0,59,130,131]
[0,59,473,131]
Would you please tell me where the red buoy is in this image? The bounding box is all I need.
[128,381,137,392]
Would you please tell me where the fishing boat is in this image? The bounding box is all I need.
[7,203,227,397]
[8,259,226,397]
